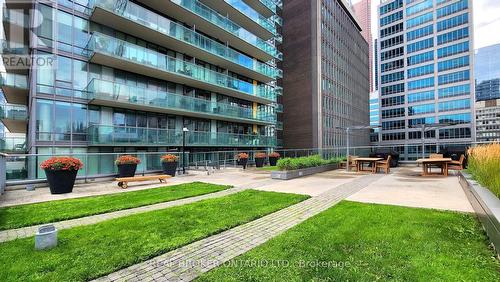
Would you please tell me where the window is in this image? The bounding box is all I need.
[382,120,405,130]
[406,0,433,16]
[381,95,405,107]
[438,70,470,85]
[437,13,468,32]
[437,56,469,72]
[439,113,471,124]
[407,51,434,66]
[437,27,469,45]
[381,47,404,61]
[437,0,468,19]
[408,38,434,53]
[381,71,405,84]
[409,117,435,126]
[382,108,405,118]
[382,132,406,141]
[408,77,434,90]
[409,130,436,139]
[408,90,435,103]
[407,25,433,42]
[437,41,469,58]
[381,23,403,38]
[381,59,404,72]
[381,83,405,96]
[380,11,403,27]
[406,12,433,29]
[438,84,470,98]
[381,35,404,49]
[380,0,403,16]
[407,64,434,78]
[439,127,471,139]
[438,99,470,112]
[408,103,435,116]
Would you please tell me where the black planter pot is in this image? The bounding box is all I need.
[117,164,137,177]
[162,161,177,177]
[269,157,279,166]
[239,158,248,169]
[45,169,78,194]
[255,158,265,168]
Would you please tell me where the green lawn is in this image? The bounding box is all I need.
[0,190,308,282]
[199,201,500,281]
[0,182,230,230]
[257,166,279,171]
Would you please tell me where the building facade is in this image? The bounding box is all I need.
[352,0,374,92]
[282,0,370,149]
[475,43,500,101]
[0,0,283,179]
[475,99,500,142]
[376,0,475,159]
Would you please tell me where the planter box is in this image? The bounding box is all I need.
[459,172,500,256]
[271,164,338,180]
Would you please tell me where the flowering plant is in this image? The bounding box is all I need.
[269,152,280,158]
[255,152,267,159]
[161,154,179,163]
[115,155,141,165]
[40,157,83,171]
[237,153,249,159]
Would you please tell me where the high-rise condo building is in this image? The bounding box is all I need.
[0,0,283,179]
[282,0,370,149]
[376,0,475,159]
[353,0,374,92]
[475,43,500,101]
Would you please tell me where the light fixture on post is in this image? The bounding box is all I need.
[182,127,189,174]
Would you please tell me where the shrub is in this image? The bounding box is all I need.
[237,153,249,159]
[255,152,267,159]
[467,143,500,197]
[115,155,141,165]
[160,154,178,163]
[40,157,83,171]
[276,155,342,171]
[269,152,280,158]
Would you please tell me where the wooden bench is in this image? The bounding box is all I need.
[115,175,172,189]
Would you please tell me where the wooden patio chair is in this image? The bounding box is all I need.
[448,154,465,171]
[340,155,358,169]
[375,155,392,174]
[429,154,445,174]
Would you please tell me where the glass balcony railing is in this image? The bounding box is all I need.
[275,104,283,113]
[88,125,276,147]
[170,0,282,60]
[0,136,26,152]
[86,79,277,124]
[84,32,278,102]
[276,121,283,130]
[0,104,28,120]
[0,73,28,89]
[223,0,276,34]
[260,0,278,14]
[91,0,281,80]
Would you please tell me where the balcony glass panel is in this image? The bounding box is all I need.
[92,0,281,79]
[88,125,276,147]
[85,33,277,102]
[0,136,26,152]
[0,73,28,89]
[170,0,282,60]
[0,104,28,120]
[224,0,276,34]
[86,79,276,123]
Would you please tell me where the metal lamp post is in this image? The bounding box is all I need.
[182,127,189,174]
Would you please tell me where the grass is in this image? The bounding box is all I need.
[0,182,230,230]
[467,143,500,197]
[0,190,308,281]
[199,201,500,281]
[257,166,279,171]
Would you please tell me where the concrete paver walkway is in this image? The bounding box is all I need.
[93,173,384,282]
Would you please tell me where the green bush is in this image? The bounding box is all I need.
[276,155,342,171]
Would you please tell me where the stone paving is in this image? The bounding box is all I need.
[0,179,277,243]
[93,173,384,282]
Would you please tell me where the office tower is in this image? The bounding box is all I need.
[0,0,282,179]
[353,0,374,92]
[475,99,500,142]
[475,43,500,101]
[377,0,475,159]
[370,91,380,142]
[282,0,370,149]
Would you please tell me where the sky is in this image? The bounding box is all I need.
[352,0,500,50]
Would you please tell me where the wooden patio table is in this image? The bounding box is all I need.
[416,158,452,176]
[353,157,383,173]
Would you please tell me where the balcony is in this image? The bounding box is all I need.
[0,104,28,133]
[89,0,281,83]
[134,0,282,62]
[88,125,276,147]
[0,136,26,153]
[200,0,276,39]
[85,33,278,104]
[0,73,28,104]
[243,0,278,18]
[276,121,283,130]
[86,79,276,125]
